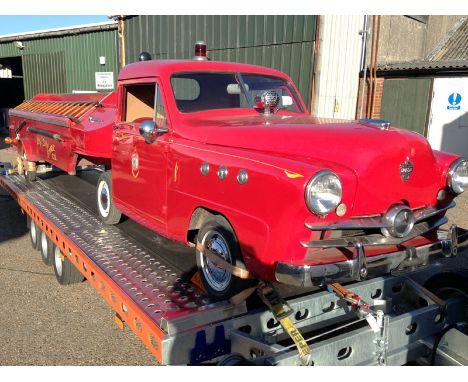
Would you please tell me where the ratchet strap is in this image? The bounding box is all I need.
[196,242,252,279]
[327,283,380,332]
[327,283,370,309]
[257,283,312,366]
[327,283,390,365]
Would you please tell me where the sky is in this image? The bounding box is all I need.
[0,16,110,36]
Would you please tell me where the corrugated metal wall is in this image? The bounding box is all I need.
[313,15,364,119]
[380,78,432,135]
[0,27,119,98]
[124,15,316,111]
[22,52,66,96]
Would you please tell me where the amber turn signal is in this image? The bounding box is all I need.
[4,137,16,145]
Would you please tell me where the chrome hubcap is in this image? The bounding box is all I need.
[200,230,232,292]
[54,246,63,277]
[98,180,110,217]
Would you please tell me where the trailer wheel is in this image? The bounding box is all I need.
[424,273,468,301]
[40,229,54,266]
[96,171,121,224]
[196,216,254,300]
[53,245,85,285]
[28,217,40,251]
[217,353,252,366]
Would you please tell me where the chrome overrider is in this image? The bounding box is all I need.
[276,202,468,287]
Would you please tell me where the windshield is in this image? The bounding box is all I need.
[170,72,303,113]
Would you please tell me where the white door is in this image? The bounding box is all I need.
[427,77,468,158]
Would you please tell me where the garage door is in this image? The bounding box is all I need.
[380,78,432,135]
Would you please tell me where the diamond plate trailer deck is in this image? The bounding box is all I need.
[0,170,467,366]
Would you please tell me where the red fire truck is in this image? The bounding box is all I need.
[2,44,468,365]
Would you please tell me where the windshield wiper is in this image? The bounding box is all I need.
[235,73,254,108]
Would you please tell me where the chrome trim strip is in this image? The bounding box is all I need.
[9,110,69,127]
[359,118,391,129]
[26,99,98,105]
[301,216,447,248]
[10,109,81,125]
[413,201,455,222]
[277,226,468,288]
[305,201,455,231]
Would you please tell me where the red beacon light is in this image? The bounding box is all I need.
[193,41,209,61]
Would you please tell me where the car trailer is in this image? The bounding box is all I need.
[1,165,467,366]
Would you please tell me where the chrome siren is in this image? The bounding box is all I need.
[255,90,280,115]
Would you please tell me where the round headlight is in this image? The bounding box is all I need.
[305,170,342,216]
[447,158,468,195]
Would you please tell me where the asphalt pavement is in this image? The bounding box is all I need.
[0,137,467,366]
[0,143,157,365]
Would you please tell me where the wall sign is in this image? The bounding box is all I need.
[95,72,114,90]
[447,92,462,110]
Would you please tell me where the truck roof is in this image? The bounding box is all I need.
[118,59,290,81]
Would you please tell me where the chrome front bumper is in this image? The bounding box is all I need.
[275,225,468,288]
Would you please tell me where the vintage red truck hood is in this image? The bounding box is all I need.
[181,114,442,215]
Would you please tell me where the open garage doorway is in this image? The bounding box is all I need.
[0,56,24,133]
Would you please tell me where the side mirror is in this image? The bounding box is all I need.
[139,119,169,144]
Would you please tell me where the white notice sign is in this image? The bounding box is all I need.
[95,72,114,90]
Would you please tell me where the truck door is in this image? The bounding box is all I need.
[112,79,170,230]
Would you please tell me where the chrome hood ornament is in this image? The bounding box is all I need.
[400,157,414,182]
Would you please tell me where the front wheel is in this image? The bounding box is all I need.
[96,171,121,224]
[195,216,255,300]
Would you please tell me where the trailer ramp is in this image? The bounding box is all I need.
[1,171,467,365]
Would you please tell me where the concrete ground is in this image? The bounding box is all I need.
[0,141,157,365]
[0,136,467,365]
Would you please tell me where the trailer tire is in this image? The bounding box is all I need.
[40,229,54,266]
[217,353,253,366]
[424,273,468,301]
[53,245,85,285]
[196,216,255,301]
[96,171,121,225]
[28,217,40,251]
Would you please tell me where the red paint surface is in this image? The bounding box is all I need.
[8,59,463,282]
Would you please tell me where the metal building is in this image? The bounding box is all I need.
[313,15,365,119]
[377,17,468,158]
[0,21,119,130]
[122,15,317,111]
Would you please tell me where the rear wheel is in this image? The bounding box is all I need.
[195,216,255,300]
[28,217,40,251]
[96,171,121,224]
[40,229,54,266]
[53,245,85,285]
